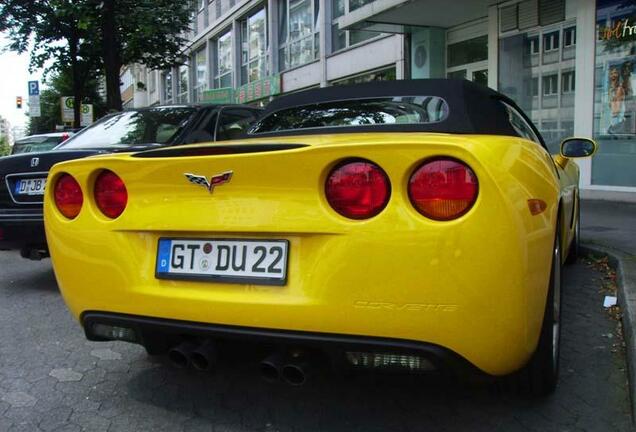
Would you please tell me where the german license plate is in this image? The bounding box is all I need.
[15,178,47,196]
[156,238,289,285]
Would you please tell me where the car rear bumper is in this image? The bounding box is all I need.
[82,311,483,375]
[0,218,46,251]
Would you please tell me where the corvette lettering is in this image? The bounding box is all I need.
[353,301,457,312]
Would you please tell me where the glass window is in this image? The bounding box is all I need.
[162,71,173,103]
[57,108,197,149]
[331,67,396,85]
[563,27,576,47]
[527,36,539,55]
[177,65,189,103]
[330,0,378,52]
[562,71,575,93]
[543,31,559,52]
[215,30,233,88]
[447,36,488,68]
[499,24,576,154]
[12,136,66,154]
[279,0,319,71]
[194,48,208,102]
[216,108,260,140]
[241,9,268,85]
[349,0,372,12]
[592,1,636,187]
[543,74,558,96]
[500,101,541,144]
[249,96,449,134]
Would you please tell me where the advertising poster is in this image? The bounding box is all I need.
[601,56,636,135]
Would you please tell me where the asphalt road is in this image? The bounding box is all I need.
[0,251,632,432]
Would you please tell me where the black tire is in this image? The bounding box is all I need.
[566,195,580,265]
[516,228,562,396]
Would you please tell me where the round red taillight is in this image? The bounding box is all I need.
[54,174,83,219]
[325,160,390,220]
[408,158,478,221]
[94,170,128,219]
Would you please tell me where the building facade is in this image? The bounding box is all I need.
[130,0,636,200]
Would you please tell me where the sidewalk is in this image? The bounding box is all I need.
[581,200,636,257]
[581,199,636,420]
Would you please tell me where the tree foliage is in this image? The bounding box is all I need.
[1,0,194,115]
[94,0,193,111]
[0,0,102,128]
[0,137,10,157]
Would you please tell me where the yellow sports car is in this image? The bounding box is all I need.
[44,80,596,395]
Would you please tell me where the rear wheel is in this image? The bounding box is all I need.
[517,228,562,396]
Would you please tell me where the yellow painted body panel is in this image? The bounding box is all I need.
[44,133,578,376]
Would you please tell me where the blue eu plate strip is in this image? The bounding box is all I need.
[156,239,172,273]
[14,181,21,195]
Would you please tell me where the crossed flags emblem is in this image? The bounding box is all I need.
[184,171,233,193]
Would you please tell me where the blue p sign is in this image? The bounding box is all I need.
[28,81,39,96]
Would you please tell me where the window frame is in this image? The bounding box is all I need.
[193,47,208,102]
[561,70,575,94]
[563,26,576,47]
[240,8,269,85]
[543,31,560,52]
[542,74,559,96]
[214,29,233,89]
[278,0,320,71]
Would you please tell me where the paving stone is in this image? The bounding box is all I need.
[0,391,36,408]
[49,368,83,382]
[90,348,122,361]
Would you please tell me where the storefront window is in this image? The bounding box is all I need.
[499,22,577,154]
[215,30,233,88]
[162,71,173,103]
[241,8,268,85]
[194,48,207,102]
[447,36,488,68]
[177,65,189,103]
[278,0,319,71]
[331,66,396,85]
[592,0,636,187]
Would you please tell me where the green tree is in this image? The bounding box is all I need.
[0,137,10,157]
[27,68,106,135]
[94,0,193,111]
[0,0,101,128]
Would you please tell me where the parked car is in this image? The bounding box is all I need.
[11,132,74,155]
[0,104,261,259]
[44,80,596,395]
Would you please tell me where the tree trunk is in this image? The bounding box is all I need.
[102,0,123,111]
[68,31,83,129]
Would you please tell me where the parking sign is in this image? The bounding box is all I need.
[28,81,40,96]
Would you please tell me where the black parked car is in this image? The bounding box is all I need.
[0,104,261,259]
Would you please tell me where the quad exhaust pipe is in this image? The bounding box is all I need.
[167,341,312,385]
[259,351,313,386]
[168,340,217,370]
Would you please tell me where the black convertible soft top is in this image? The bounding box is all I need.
[249,79,537,140]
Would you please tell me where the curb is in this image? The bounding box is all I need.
[581,242,636,422]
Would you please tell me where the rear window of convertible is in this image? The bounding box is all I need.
[248,96,450,134]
